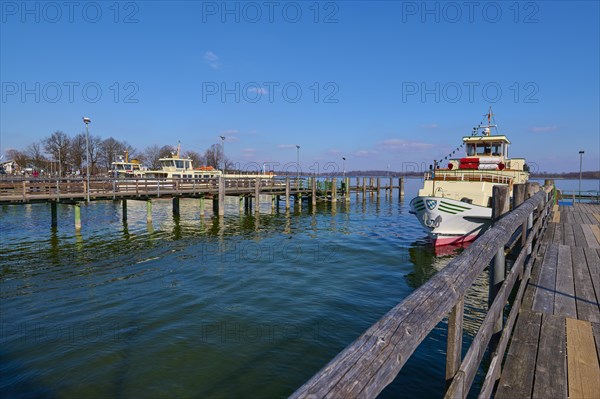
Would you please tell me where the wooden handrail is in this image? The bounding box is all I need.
[291,185,554,399]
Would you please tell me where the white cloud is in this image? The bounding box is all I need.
[277,144,297,149]
[379,139,434,151]
[419,123,439,129]
[529,125,558,133]
[355,150,377,157]
[203,51,221,69]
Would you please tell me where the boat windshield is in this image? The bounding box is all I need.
[467,142,506,157]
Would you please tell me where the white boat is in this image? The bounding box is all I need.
[110,150,145,177]
[410,108,529,246]
[134,143,275,180]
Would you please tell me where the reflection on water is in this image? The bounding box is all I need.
[1,180,489,399]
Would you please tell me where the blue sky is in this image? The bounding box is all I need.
[1,1,599,173]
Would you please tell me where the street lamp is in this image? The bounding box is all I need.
[579,150,584,203]
[296,145,300,181]
[220,135,226,173]
[342,156,346,195]
[83,117,91,202]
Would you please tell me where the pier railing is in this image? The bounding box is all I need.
[291,182,555,399]
[0,176,294,201]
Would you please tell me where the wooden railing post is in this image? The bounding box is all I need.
[489,185,510,355]
[446,297,464,388]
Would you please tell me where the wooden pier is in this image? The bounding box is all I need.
[496,202,600,399]
[0,176,404,230]
[291,182,600,398]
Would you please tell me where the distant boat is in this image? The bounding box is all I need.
[110,150,145,177]
[410,108,529,246]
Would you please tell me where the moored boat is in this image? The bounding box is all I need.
[410,108,529,246]
[110,150,145,177]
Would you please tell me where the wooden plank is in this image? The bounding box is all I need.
[564,210,574,224]
[563,222,576,247]
[591,224,600,245]
[566,318,600,399]
[573,223,588,248]
[544,222,556,243]
[554,245,578,319]
[553,222,563,244]
[533,244,559,314]
[523,242,547,311]
[532,314,567,399]
[495,311,542,399]
[572,247,600,323]
[582,224,600,248]
[593,322,600,366]
[583,248,600,308]
[593,214,600,224]
[553,204,561,222]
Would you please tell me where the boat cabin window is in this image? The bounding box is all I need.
[467,142,506,157]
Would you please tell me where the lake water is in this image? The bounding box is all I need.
[0,178,596,398]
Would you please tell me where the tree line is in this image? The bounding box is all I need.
[3,131,231,176]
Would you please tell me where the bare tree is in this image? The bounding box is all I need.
[203,144,232,170]
[5,149,28,172]
[43,131,71,176]
[100,137,126,171]
[26,141,46,170]
[88,135,103,174]
[142,145,162,169]
[70,133,87,172]
[183,150,204,167]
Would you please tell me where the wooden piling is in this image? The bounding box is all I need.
[122,199,128,221]
[312,177,317,207]
[489,185,510,354]
[400,176,404,199]
[285,177,290,210]
[51,202,57,227]
[389,177,393,199]
[146,200,152,223]
[199,197,205,217]
[376,177,380,197]
[362,177,366,197]
[255,177,260,213]
[172,197,180,216]
[74,203,81,231]
[331,178,337,204]
[345,177,350,202]
[239,196,244,213]
[218,176,225,216]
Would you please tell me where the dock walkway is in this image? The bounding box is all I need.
[497,203,600,399]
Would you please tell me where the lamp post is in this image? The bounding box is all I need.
[296,145,300,181]
[578,150,584,203]
[83,117,91,202]
[342,156,346,195]
[220,135,226,173]
[58,146,62,177]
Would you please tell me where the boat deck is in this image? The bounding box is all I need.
[496,203,600,398]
